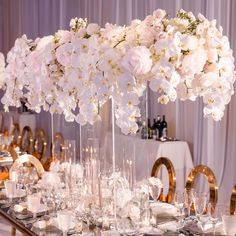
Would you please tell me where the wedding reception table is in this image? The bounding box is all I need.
[104,133,194,193]
[0,199,226,236]
[0,156,12,167]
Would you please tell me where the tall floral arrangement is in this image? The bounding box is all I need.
[1,9,235,134]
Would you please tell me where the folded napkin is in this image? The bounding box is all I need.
[197,221,224,234]
[100,230,120,236]
[157,221,182,232]
[150,202,179,217]
[139,226,164,235]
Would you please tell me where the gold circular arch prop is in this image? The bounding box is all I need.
[151,157,176,203]
[9,154,44,179]
[34,128,47,161]
[185,165,218,208]
[230,185,236,215]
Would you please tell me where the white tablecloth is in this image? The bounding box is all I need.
[104,133,194,193]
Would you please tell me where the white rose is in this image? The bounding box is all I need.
[36,35,54,50]
[181,47,207,76]
[70,18,77,28]
[86,23,100,35]
[203,107,224,121]
[122,46,152,76]
[199,72,218,87]
[180,35,198,51]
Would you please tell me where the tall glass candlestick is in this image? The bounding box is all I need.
[51,113,54,159]
[111,97,117,226]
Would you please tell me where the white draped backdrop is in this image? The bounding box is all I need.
[0,0,236,204]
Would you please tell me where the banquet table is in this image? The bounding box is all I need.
[0,198,226,236]
[0,156,13,167]
[104,133,194,193]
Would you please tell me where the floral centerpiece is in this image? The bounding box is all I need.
[0,9,235,134]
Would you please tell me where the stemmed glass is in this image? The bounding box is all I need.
[208,203,219,235]
[193,193,209,231]
[57,210,73,236]
[174,192,186,227]
[184,188,195,217]
[28,193,41,221]
[4,180,16,203]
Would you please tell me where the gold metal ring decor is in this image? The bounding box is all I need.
[230,185,236,215]
[9,154,44,179]
[151,157,176,203]
[33,128,47,161]
[19,126,33,154]
[185,165,218,208]
[10,123,20,147]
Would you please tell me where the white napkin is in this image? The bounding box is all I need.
[150,202,179,217]
[222,215,236,235]
[198,222,224,235]
[158,221,181,232]
[100,230,120,236]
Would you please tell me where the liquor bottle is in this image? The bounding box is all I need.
[161,115,168,138]
[147,119,153,139]
[156,116,162,139]
[152,119,157,140]
[141,121,148,139]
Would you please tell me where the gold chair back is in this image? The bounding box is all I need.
[7,145,18,162]
[0,113,4,132]
[151,157,176,203]
[9,154,44,179]
[51,132,65,158]
[19,126,33,153]
[10,123,21,147]
[185,164,218,208]
[44,132,64,171]
[2,115,14,136]
[230,185,236,215]
[33,128,47,161]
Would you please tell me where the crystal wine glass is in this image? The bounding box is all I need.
[208,203,219,235]
[57,210,73,236]
[174,192,186,227]
[28,193,41,220]
[4,180,16,202]
[193,193,209,230]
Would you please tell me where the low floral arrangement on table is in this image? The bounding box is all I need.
[0,9,235,134]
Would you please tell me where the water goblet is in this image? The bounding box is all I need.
[193,193,209,230]
[184,188,195,217]
[222,214,236,236]
[4,180,16,202]
[218,206,236,236]
[174,192,185,227]
[57,210,73,236]
[28,193,41,220]
[208,203,219,235]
